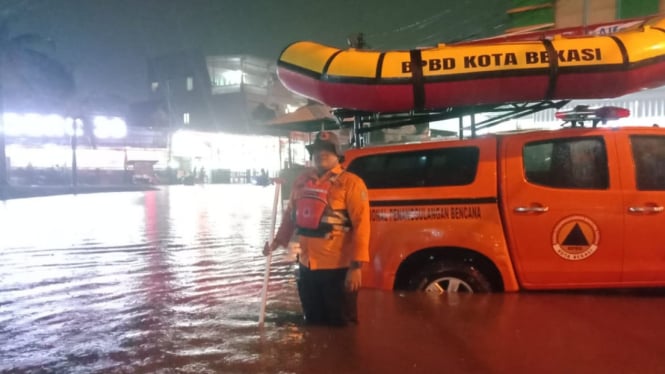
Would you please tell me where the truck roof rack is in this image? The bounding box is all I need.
[333,100,571,148]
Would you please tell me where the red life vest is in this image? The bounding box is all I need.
[294,176,350,237]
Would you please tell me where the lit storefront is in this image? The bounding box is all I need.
[169,129,308,183]
[2,112,170,185]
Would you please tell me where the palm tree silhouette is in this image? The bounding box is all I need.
[0,21,74,190]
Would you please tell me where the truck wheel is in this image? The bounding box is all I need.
[409,261,493,294]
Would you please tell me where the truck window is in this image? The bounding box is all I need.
[347,147,479,189]
[631,135,665,190]
[523,137,609,189]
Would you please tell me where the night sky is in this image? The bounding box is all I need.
[2,0,508,103]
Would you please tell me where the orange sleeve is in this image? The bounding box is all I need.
[345,174,371,263]
[273,198,295,248]
[273,170,310,247]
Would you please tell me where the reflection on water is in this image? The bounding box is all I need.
[0,185,303,373]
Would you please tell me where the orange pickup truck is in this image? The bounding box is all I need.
[343,125,665,293]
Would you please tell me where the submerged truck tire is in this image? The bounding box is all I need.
[408,260,493,294]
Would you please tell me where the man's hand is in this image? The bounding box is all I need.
[263,241,279,256]
[345,268,362,292]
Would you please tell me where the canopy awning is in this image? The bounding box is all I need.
[262,103,339,135]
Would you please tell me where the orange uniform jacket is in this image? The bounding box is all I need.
[274,165,370,270]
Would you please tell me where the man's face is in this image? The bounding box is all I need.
[313,148,339,173]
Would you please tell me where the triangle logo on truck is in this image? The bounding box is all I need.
[562,224,590,246]
[552,216,600,261]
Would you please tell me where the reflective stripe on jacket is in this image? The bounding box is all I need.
[274,165,370,270]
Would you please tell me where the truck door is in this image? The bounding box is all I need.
[616,130,665,284]
[501,130,623,289]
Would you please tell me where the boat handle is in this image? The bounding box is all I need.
[514,206,549,213]
[628,206,664,213]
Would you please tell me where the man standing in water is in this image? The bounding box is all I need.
[265,131,370,326]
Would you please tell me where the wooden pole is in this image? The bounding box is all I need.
[258,180,282,327]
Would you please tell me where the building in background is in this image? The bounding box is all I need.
[140,51,308,183]
[146,51,305,134]
[1,111,159,186]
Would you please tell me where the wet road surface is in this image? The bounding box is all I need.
[1,185,664,373]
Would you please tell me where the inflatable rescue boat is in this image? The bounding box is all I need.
[277,17,665,113]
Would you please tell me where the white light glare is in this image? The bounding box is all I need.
[2,112,126,139]
[65,118,84,137]
[221,70,242,85]
[44,115,67,137]
[285,104,299,114]
[3,113,23,136]
[2,113,68,137]
[93,116,127,139]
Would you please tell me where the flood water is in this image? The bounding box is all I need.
[2,185,665,373]
[0,185,302,373]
